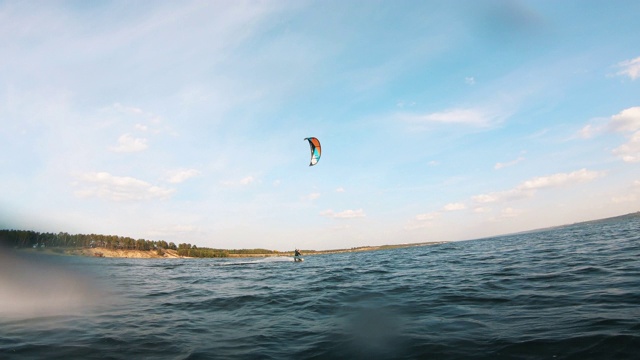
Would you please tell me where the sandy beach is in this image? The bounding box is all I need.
[62,247,186,258]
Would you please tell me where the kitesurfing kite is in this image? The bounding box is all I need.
[304,137,321,166]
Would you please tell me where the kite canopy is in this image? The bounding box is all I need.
[304,137,321,166]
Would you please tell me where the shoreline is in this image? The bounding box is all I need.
[15,241,448,259]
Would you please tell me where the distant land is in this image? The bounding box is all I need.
[2,212,638,259]
[7,240,447,259]
[506,211,640,236]
[0,227,447,259]
[89,241,446,259]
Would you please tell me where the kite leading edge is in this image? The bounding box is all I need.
[304,137,321,166]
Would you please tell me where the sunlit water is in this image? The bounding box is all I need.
[1,215,639,359]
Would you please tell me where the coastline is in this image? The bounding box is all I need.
[16,241,448,259]
[6,212,638,260]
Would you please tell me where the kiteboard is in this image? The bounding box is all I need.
[293,256,304,262]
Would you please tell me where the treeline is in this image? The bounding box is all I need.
[176,246,279,258]
[0,229,179,251]
[0,229,280,258]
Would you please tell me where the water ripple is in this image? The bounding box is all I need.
[2,216,640,359]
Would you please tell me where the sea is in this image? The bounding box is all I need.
[1,214,639,359]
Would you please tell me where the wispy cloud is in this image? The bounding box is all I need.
[320,209,366,219]
[113,103,145,115]
[73,172,174,201]
[473,168,604,204]
[495,156,525,170]
[305,192,321,201]
[109,133,148,152]
[606,107,640,162]
[401,108,496,127]
[518,169,601,190]
[108,103,163,126]
[443,202,466,211]
[608,107,640,163]
[102,103,172,136]
[611,180,640,203]
[612,131,640,163]
[578,124,599,139]
[240,176,255,185]
[167,169,200,184]
[607,107,640,132]
[406,211,440,230]
[498,207,522,219]
[578,107,640,162]
[409,169,603,229]
[615,56,640,80]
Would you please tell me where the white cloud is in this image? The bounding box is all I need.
[607,107,640,132]
[305,192,321,201]
[113,103,144,115]
[415,212,439,221]
[499,207,522,218]
[405,211,440,230]
[104,103,170,135]
[335,187,345,193]
[577,107,639,139]
[473,168,603,204]
[604,107,640,162]
[110,133,148,152]
[443,203,466,211]
[517,168,602,190]
[409,169,599,227]
[240,176,255,185]
[472,194,498,204]
[474,188,535,204]
[320,209,366,219]
[578,124,599,139]
[612,131,640,162]
[74,172,174,201]
[616,56,640,80]
[495,156,525,170]
[578,107,640,162]
[465,77,475,85]
[167,169,200,183]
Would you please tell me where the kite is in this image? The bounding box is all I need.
[304,137,321,166]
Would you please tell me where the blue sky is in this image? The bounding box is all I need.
[1,1,639,251]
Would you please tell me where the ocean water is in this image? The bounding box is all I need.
[1,215,639,359]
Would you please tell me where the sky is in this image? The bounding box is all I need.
[1,1,639,251]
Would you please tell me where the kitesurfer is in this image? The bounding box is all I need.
[294,249,302,257]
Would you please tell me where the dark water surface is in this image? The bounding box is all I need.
[2,215,640,359]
